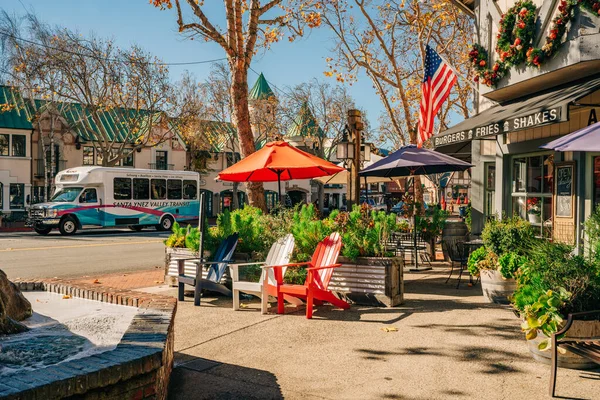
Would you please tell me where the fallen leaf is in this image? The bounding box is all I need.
[240,303,249,308]
[93,279,101,284]
[467,283,473,287]
[63,294,71,299]
[155,281,162,284]
[381,327,398,332]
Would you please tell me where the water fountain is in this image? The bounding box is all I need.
[0,271,177,400]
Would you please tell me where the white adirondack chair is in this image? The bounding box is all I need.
[229,234,301,314]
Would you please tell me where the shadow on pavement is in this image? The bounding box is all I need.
[169,354,283,400]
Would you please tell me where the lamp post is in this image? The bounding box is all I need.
[336,110,372,209]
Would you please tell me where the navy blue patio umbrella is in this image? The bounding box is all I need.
[359,145,472,271]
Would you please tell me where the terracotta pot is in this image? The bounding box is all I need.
[480,269,516,304]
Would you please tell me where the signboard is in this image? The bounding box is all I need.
[553,162,576,245]
[434,107,562,147]
[555,164,574,218]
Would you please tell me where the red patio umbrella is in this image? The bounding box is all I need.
[217,141,345,201]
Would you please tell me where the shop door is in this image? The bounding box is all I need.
[553,162,576,245]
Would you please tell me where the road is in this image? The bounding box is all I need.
[0,228,170,280]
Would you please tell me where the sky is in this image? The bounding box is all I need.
[0,0,385,143]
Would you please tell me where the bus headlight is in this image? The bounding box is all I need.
[47,209,58,218]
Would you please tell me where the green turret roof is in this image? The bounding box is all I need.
[286,102,325,138]
[0,86,33,130]
[249,73,275,101]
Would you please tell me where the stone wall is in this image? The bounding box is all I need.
[1,279,177,400]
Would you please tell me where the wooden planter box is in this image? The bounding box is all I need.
[330,256,404,307]
[480,270,516,304]
[527,320,600,370]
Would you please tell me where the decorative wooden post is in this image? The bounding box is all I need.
[347,109,364,208]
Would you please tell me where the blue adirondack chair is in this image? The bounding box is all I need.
[177,233,239,306]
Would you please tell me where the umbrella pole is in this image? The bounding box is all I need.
[277,170,282,206]
[364,176,368,207]
[409,175,432,272]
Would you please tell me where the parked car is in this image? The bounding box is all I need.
[391,201,405,215]
[360,198,387,212]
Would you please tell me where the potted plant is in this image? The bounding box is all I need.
[513,241,600,369]
[469,216,536,304]
[526,197,541,224]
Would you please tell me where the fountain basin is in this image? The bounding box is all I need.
[0,280,176,400]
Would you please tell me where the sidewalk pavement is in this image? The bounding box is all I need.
[89,266,599,400]
[68,267,164,290]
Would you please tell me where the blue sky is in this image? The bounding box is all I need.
[0,0,385,138]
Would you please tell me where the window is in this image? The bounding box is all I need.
[484,163,496,219]
[151,179,166,200]
[96,151,104,166]
[51,187,83,202]
[226,152,235,167]
[511,154,554,239]
[0,134,8,156]
[83,146,95,165]
[9,183,24,209]
[167,179,182,199]
[133,178,149,200]
[155,151,168,169]
[183,180,197,200]
[123,152,134,167]
[594,157,600,209]
[11,135,26,157]
[79,188,98,203]
[114,178,132,200]
[0,182,3,209]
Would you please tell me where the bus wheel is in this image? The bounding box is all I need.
[34,226,52,235]
[129,225,144,232]
[59,216,78,236]
[158,215,174,231]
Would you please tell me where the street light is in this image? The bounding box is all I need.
[336,125,354,161]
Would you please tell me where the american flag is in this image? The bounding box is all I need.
[418,45,457,148]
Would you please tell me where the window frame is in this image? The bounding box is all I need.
[11,134,26,157]
[484,162,496,219]
[9,183,25,210]
[151,179,167,200]
[510,152,554,239]
[113,177,132,200]
[0,134,9,156]
[83,146,95,165]
[133,178,150,200]
[167,179,182,200]
[183,180,198,200]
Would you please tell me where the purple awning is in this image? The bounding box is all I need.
[540,121,600,152]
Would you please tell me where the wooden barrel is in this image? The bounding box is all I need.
[528,320,600,369]
[479,270,516,304]
[441,220,469,260]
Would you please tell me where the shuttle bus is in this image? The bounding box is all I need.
[27,166,200,235]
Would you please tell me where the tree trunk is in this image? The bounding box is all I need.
[229,63,266,212]
[316,181,324,214]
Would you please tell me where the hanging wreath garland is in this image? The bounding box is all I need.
[470,0,600,87]
[496,0,537,65]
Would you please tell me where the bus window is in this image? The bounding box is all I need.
[167,179,182,200]
[133,178,150,200]
[183,180,197,200]
[114,178,132,200]
[79,188,98,203]
[151,179,166,200]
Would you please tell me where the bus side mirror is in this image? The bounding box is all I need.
[26,195,30,205]
[99,198,103,206]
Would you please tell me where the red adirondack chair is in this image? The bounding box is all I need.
[270,232,350,319]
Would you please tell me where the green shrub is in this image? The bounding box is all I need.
[498,251,527,279]
[512,240,600,349]
[416,207,448,240]
[213,206,269,257]
[481,215,537,256]
[290,204,332,262]
[467,246,487,276]
[584,205,600,263]
[164,221,191,249]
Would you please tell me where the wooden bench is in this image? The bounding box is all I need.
[550,310,600,397]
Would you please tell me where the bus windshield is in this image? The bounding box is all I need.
[51,187,83,202]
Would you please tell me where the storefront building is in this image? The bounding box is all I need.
[437,0,600,250]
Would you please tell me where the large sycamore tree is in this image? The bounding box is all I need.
[152,0,313,211]
[302,0,473,204]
